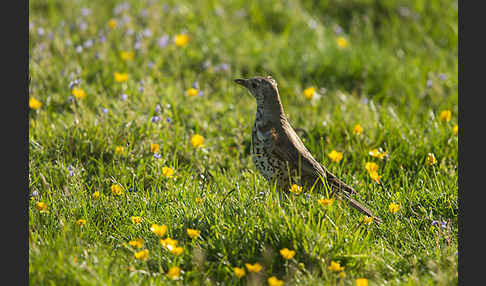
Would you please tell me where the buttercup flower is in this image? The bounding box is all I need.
[120,51,134,61]
[439,110,452,122]
[115,146,124,155]
[76,219,87,226]
[389,203,400,214]
[353,124,363,135]
[187,228,201,239]
[289,184,302,194]
[150,143,160,153]
[111,184,123,195]
[356,278,369,286]
[339,271,346,278]
[363,216,373,225]
[328,261,344,272]
[365,162,379,173]
[245,263,263,273]
[72,87,86,100]
[134,249,149,260]
[131,216,142,224]
[150,224,168,236]
[425,153,437,166]
[303,87,315,99]
[186,88,199,97]
[453,124,458,135]
[128,238,144,248]
[369,148,388,160]
[160,237,178,250]
[191,134,204,148]
[318,198,334,207]
[328,150,343,163]
[280,248,296,260]
[174,34,189,47]
[162,166,174,178]
[29,98,43,110]
[369,171,381,183]
[336,37,349,48]
[114,72,129,82]
[108,19,117,29]
[170,246,184,256]
[268,276,284,286]
[92,191,100,199]
[167,266,181,279]
[233,267,245,278]
[36,202,47,212]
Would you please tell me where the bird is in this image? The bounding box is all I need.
[234,75,382,224]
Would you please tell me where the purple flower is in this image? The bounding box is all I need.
[83,39,93,48]
[32,190,39,197]
[431,220,439,226]
[426,79,433,88]
[215,63,230,71]
[151,116,161,122]
[81,8,91,16]
[148,61,154,68]
[102,108,109,114]
[143,28,152,37]
[126,28,134,36]
[37,27,45,36]
[134,41,142,50]
[128,187,133,192]
[158,35,169,48]
[439,73,447,81]
[333,25,343,35]
[76,45,83,53]
[192,80,199,89]
[79,22,88,31]
[166,117,172,123]
[68,166,74,176]
[155,104,161,113]
[153,153,162,159]
[120,93,128,101]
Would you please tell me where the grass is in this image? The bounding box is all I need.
[29,0,458,285]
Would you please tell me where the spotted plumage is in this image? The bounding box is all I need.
[234,76,382,223]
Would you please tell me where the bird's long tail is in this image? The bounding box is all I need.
[324,172,382,224]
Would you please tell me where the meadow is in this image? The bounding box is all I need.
[28,0,458,285]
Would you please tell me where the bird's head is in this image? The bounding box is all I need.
[234,76,280,105]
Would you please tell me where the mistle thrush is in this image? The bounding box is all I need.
[234,76,382,223]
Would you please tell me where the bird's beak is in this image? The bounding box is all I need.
[234,78,248,88]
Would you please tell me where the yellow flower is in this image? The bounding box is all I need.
[114,72,129,83]
[134,249,149,260]
[187,228,201,239]
[120,51,134,61]
[356,278,369,286]
[29,98,43,110]
[363,216,373,225]
[160,237,178,251]
[289,184,302,194]
[115,146,124,155]
[268,276,284,286]
[328,261,344,272]
[108,19,117,29]
[131,216,142,224]
[369,171,381,183]
[162,166,174,178]
[453,124,458,136]
[318,198,334,207]
[353,124,363,135]
[369,148,388,160]
[280,248,296,260]
[365,162,379,173]
[174,34,190,47]
[233,267,246,278]
[92,191,100,199]
[195,197,203,204]
[76,219,87,226]
[425,153,437,166]
[439,110,452,122]
[245,263,263,273]
[128,238,144,249]
[111,184,123,195]
[303,87,315,99]
[170,246,184,256]
[167,266,181,279]
[186,88,199,97]
[150,224,168,237]
[336,37,349,48]
[36,202,47,212]
[150,143,160,153]
[328,150,343,163]
[72,87,86,100]
[338,271,346,278]
[389,203,400,214]
[191,134,204,148]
